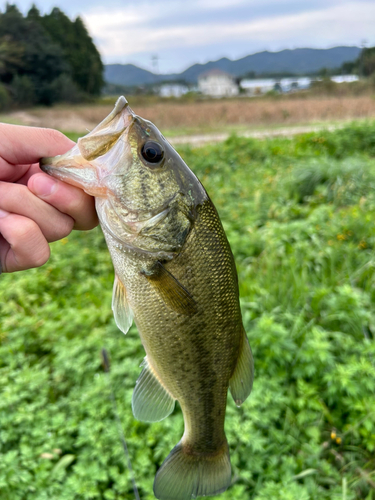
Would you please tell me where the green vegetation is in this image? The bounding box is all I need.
[0,4,103,108]
[342,47,375,78]
[1,122,375,499]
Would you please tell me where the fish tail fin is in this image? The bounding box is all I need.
[153,439,231,500]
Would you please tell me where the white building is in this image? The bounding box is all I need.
[198,69,239,97]
[240,77,313,95]
[240,78,276,96]
[331,75,359,83]
[278,77,312,92]
[158,83,189,97]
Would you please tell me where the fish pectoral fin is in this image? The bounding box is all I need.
[229,327,254,407]
[132,357,175,422]
[143,261,197,316]
[112,274,134,335]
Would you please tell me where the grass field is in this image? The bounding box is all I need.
[2,95,375,137]
[1,122,375,499]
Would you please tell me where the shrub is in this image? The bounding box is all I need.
[0,82,10,109]
[10,74,35,106]
[1,123,375,499]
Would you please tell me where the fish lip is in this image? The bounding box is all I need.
[39,96,135,192]
[39,161,50,174]
[113,95,128,114]
[39,161,101,195]
[40,157,61,172]
[39,95,133,170]
[89,95,131,133]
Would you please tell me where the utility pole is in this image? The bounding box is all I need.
[359,39,367,77]
[151,54,159,75]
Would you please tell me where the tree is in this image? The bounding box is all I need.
[0,4,104,106]
[361,47,375,77]
[39,8,103,95]
[0,35,24,81]
[27,4,41,22]
[0,4,68,104]
[340,46,375,77]
[72,16,103,95]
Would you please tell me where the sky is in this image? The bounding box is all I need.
[3,0,375,74]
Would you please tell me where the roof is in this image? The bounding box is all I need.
[198,68,234,79]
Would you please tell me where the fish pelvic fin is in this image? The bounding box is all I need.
[154,439,231,500]
[132,357,175,422]
[112,274,134,335]
[229,327,254,406]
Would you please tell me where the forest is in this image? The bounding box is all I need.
[0,4,103,107]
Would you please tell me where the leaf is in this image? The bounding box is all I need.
[51,454,76,475]
[292,469,318,480]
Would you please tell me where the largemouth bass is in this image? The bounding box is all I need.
[40,97,254,500]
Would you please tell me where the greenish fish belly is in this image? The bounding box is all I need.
[137,200,242,445]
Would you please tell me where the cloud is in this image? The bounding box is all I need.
[7,0,373,71]
[84,0,374,66]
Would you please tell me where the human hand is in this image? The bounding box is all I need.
[0,124,98,273]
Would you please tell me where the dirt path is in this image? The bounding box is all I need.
[1,108,353,146]
[168,123,344,146]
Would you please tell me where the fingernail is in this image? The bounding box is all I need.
[33,176,58,197]
[0,208,9,218]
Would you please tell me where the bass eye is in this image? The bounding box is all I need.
[141,141,164,165]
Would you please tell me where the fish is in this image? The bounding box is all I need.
[40,96,254,500]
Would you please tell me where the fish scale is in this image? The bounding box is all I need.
[40,96,254,500]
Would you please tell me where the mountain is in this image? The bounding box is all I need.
[105,46,361,87]
[104,64,157,86]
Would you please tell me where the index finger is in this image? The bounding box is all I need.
[0,124,75,181]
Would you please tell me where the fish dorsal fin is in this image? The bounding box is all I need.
[229,327,254,406]
[143,261,197,316]
[112,274,133,335]
[132,357,175,422]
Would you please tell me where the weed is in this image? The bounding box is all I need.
[1,123,375,499]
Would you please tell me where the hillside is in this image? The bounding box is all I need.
[105,46,361,86]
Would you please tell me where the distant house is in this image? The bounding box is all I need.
[198,69,239,97]
[240,76,313,95]
[240,78,276,96]
[331,75,359,83]
[158,83,189,97]
[277,77,312,93]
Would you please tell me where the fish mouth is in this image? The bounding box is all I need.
[40,96,134,196]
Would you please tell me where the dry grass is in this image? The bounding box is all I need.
[3,95,375,133]
[136,96,375,129]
